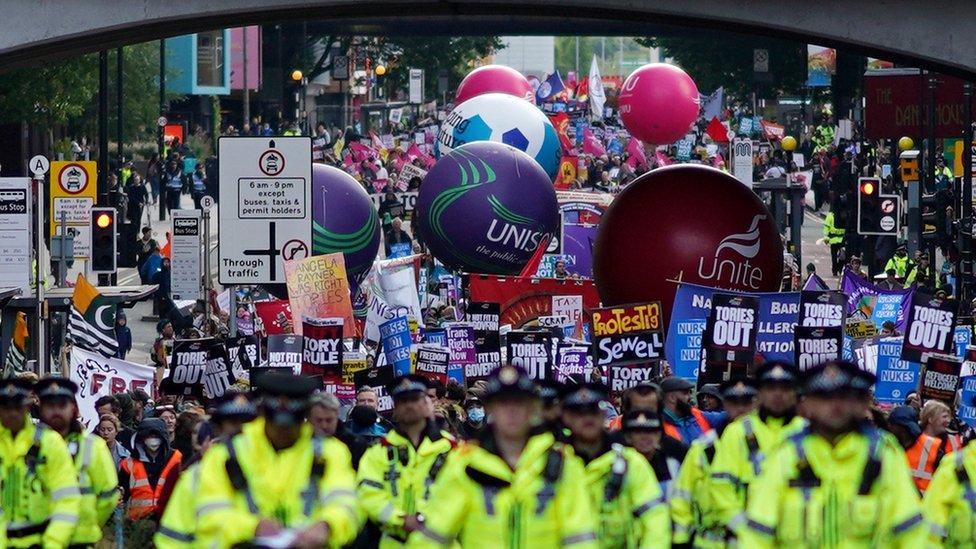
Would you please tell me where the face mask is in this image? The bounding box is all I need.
[467,407,485,423]
[144,437,162,451]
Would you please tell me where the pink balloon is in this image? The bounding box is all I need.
[619,64,700,145]
[455,65,535,104]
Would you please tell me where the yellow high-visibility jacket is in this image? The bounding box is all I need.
[578,442,669,549]
[357,422,455,547]
[738,426,925,548]
[0,419,81,549]
[155,463,202,549]
[823,212,845,245]
[922,442,976,548]
[66,430,118,545]
[671,428,726,548]
[710,412,806,528]
[407,431,599,548]
[195,419,362,547]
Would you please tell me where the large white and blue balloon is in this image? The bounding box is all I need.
[438,92,561,179]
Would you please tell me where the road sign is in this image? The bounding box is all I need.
[218,137,312,284]
[0,179,32,294]
[732,138,754,188]
[171,210,202,301]
[880,215,896,231]
[881,198,895,213]
[49,160,96,259]
[157,116,168,127]
[29,155,49,176]
[858,176,901,236]
[753,49,769,73]
[409,68,424,104]
[200,195,215,210]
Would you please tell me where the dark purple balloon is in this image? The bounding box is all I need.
[416,141,558,274]
[311,163,381,286]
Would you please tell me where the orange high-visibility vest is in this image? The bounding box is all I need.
[663,408,711,443]
[906,434,941,493]
[120,450,182,520]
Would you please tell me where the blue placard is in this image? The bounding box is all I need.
[873,337,919,404]
[380,316,413,376]
[955,326,971,357]
[959,376,976,427]
[666,284,800,380]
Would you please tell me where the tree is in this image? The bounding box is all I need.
[636,33,806,100]
[376,36,503,102]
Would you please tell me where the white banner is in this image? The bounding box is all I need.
[69,347,155,430]
[364,256,423,342]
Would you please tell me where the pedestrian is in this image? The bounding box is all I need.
[737,361,925,546]
[671,378,757,548]
[660,377,725,445]
[126,173,149,226]
[194,373,362,547]
[161,159,184,213]
[623,410,685,498]
[560,383,671,548]
[457,397,485,439]
[309,392,342,437]
[155,404,178,443]
[190,163,207,209]
[879,268,901,290]
[697,384,723,412]
[885,242,913,279]
[710,362,805,535]
[886,405,942,494]
[153,257,173,317]
[96,412,130,467]
[408,365,598,547]
[921,425,976,546]
[36,377,119,546]
[358,375,455,547]
[823,200,847,276]
[119,417,183,546]
[921,399,963,456]
[146,152,161,204]
[385,217,413,258]
[115,310,132,359]
[0,378,81,548]
[905,252,934,290]
[607,381,661,431]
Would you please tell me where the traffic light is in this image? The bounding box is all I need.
[857,178,881,234]
[921,191,949,246]
[90,207,117,273]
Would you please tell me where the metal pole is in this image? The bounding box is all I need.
[574,37,579,76]
[159,39,167,221]
[202,208,211,335]
[98,51,109,205]
[34,176,45,375]
[243,27,250,131]
[116,47,124,181]
[228,287,237,337]
[927,73,938,262]
[58,211,67,287]
[962,82,973,303]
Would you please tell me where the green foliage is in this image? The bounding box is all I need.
[0,54,98,126]
[635,34,806,100]
[379,36,504,101]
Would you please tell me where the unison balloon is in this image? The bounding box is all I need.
[455,65,535,104]
[310,163,381,288]
[416,141,559,275]
[593,165,783,325]
[438,93,561,179]
[618,63,700,145]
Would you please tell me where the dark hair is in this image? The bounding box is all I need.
[94,395,120,414]
[445,383,465,403]
[621,384,661,416]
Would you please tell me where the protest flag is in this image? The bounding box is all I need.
[626,138,647,169]
[519,235,552,278]
[3,312,28,376]
[536,71,565,103]
[370,131,389,162]
[349,141,373,163]
[66,274,118,357]
[588,55,606,119]
[332,137,345,157]
[576,76,588,102]
[554,156,578,189]
[583,127,607,157]
[700,87,724,121]
[548,112,573,152]
[706,117,729,143]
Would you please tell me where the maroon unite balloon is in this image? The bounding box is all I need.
[593,165,783,323]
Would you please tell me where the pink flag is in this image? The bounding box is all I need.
[654,151,672,167]
[626,137,647,169]
[407,144,435,169]
[712,154,725,168]
[582,127,606,157]
[349,141,373,163]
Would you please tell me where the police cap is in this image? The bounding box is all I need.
[483,365,537,401]
[537,379,563,404]
[0,378,32,406]
[755,361,799,387]
[212,390,257,421]
[622,410,663,432]
[719,378,758,400]
[838,361,876,395]
[801,360,854,396]
[254,372,319,400]
[560,383,609,412]
[35,377,79,401]
[389,375,430,400]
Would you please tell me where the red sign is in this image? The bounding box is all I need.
[864,70,976,139]
[467,275,600,328]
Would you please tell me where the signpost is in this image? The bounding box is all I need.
[732,138,754,188]
[49,160,96,260]
[171,210,202,301]
[218,137,312,284]
[0,179,32,295]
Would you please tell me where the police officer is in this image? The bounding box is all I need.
[155,390,257,548]
[407,365,598,547]
[36,377,119,547]
[0,377,80,548]
[560,383,670,548]
[671,378,757,549]
[195,373,362,547]
[738,361,926,547]
[711,362,805,535]
[358,375,456,547]
[922,433,976,547]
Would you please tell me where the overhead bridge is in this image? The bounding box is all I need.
[1,0,975,78]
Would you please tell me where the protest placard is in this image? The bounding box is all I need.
[168,338,218,397]
[919,353,962,402]
[301,318,343,377]
[591,302,664,369]
[267,334,303,373]
[396,164,427,191]
[506,331,553,381]
[794,326,843,370]
[841,270,913,332]
[284,253,354,335]
[69,347,155,429]
[226,335,259,380]
[556,342,591,383]
[700,293,760,384]
[845,320,879,339]
[873,337,918,404]
[798,291,847,327]
[445,323,476,384]
[467,302,501,373]
[354,365,395,412]
[254,299,293,335]
[415,344,450,385]
[552,295,583,326]
[203,344,237,399]
[379,316,413,376]
[902,293,958,363]
[607,363,658,392]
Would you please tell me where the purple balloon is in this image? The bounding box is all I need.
[311,164,381,286]
[416,141,558,274]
